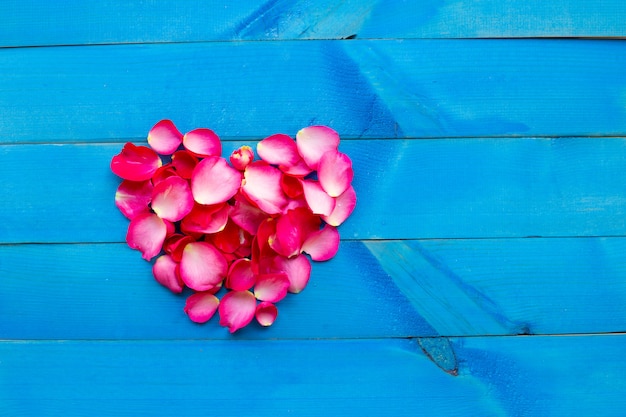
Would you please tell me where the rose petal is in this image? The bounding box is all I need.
[279,157,313,177]
[208,220,247,254]
[163,234,195,262]
[254,273,290,303]
[229,194,269,235]
[301,179,335,216]
[183,128,222,157]
[257,134,300,167]
[115,179,153,219]
[184,292,219,324]
[111,142,162,181]
[191,156,242,205]
[147,119,183,155]
[218,290,257,333]
[152,254,184,293]
[126,212,167,260]
[242,162,289,215]
[273,254,312,293]
[280,174,303,199]
[271,208,320,258]
[322,185,357,227]
[301,225,340,261]
[171,150,199,179]
[179,242,228,291]
[296,126,340,170]
[318,150,354,197]
[181,202,229,235]
[255,302,278,327]
[151,164,179,185]
[230,146,255,171]
[225,258,256,291]
[151,176,194,222]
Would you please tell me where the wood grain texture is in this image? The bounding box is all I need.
[2,0,625,47]
[2,40,626,143]
[2,138,625,244]
[1,334,625,416]
[1,238,624,340]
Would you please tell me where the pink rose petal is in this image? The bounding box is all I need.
[279,157,313,177]
[318,150,354,197]
[257,134,300,167]
[147,119,183,155]
[163,234,194,262]
[151,176,194,222]
[296,125,340,170]
[115,179,153,219]
[151,164,178,185]
[183,128,222,157]
[152,254,184,293]
[229,194,269,235]
[171,150,199,179]
[111,142,162,181]
[230,145,255,171]
[273,254,312,293]
[280,174,304,199]
[271,208,320,258]
[191,156,242,205]
[179,242,228,291]
[208,220,247,254]
[181,203,229,235]
[218,290,257,333]
[225,258,256,291]
[242,162,289,215]
[126,212,167,260]
[255,302,278,327]
[322,185,357,227]
[184,292,219,324]
[301,225,340,261]
[301,179,335,216]
[254,272,290,303]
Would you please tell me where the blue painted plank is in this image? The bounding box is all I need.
[1,335,625,416]
[1,238,625,340]
[2,0,626,47]
[2,40,626,142]
[2,138,626,244]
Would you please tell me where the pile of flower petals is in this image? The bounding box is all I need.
[111,120,356,332]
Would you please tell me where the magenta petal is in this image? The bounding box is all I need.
[230,146,255,171]
[171,150,199,179]
[111,142,162,181]
[255,302,278,327]
[257,134,300,166]
[273,254,312,293]
[183,128,222,157]
[322,185,357,226]
[152,254,184,293]
[295,126,340,170]
[151,176,194,222]
[163,234,194,262]
[254,273,290,303]
[191,156,242,205]
[229,194,269,235]
[242,162,288,215]
[272,208,320,258]
[179,242,228,291]
[225,258,256,291]
[147,119,183,155]
[115,179,153,219]
[302,225,340,261]
[181,203,229,234]
[301,179,335,216]
[279,157,313,177]
[318,150,354,197]
[218,290,257,333]
[126,213,167,260]
[184,292,219,324]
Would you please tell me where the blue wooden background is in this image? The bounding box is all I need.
[2,1,626,415]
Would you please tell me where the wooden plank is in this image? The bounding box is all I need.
[2,40,626,142]
[2,0,626,47]
[1,238,625,340]
[2,138,626,244]
[1,335,625,416]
